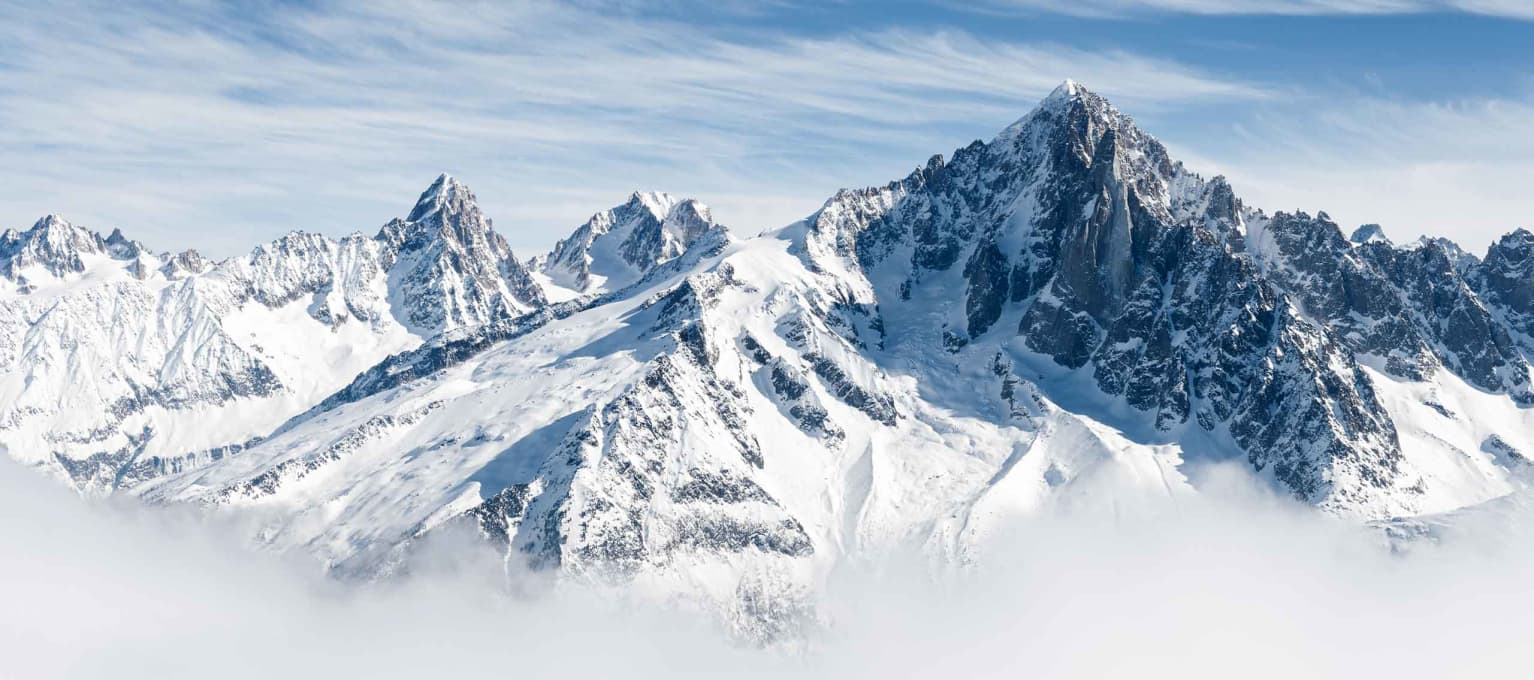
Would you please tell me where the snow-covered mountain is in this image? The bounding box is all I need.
[378,174,545,329]
[7,81,1534,637]
[533,191,718,299]
[0,174,541,492]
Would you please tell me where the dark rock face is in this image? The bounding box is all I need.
[1482,434,1528,469]
[466,485,535,547]
[673,469,774,504]
[1469,230,1534,357]
[963,240,1009,337]
[119,437,260,489]
[739,335,847,443]
[1255,212,1530,399]
[804,354,897,426]
[803,82,1414,511]
[1256,212,1436,380]
[1223,310,1402,505]
[1363,241,1527,397]
[620,197,714,272]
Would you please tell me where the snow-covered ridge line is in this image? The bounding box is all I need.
[285,225,734,431]
[535,191,721,300]
[0,175,597,492]
[8,81,1534,640]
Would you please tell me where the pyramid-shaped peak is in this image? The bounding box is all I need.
[407,173,478,224]
[426,172,461,189]
[379,174,545,330]
[1,214,108,281]
[992,79,1128,148]
[22,214,101,250]
[1048,79,1083,100]
[378,174,503,254]
[1041,79,1112,109]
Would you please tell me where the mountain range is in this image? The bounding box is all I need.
[5,81,1533,637]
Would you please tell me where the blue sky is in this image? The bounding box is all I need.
[1,0,1531,257]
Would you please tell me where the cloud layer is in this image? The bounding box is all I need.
[5,454,1534,680]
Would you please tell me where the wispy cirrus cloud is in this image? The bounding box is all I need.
[5,1,1523,257]
[0,1,1264,257]
[969,0,1534,19]
[1167,94,1534,251]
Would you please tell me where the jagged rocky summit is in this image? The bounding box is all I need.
[533,190,718,298]
[5,81,1534,638]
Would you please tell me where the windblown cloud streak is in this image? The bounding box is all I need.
[972,0,1534,19]
[2,1,1527,261]
[0,1,1262,257]
[1171,95,1534,251]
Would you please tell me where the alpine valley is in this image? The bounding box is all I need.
[6,82,1534,638]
